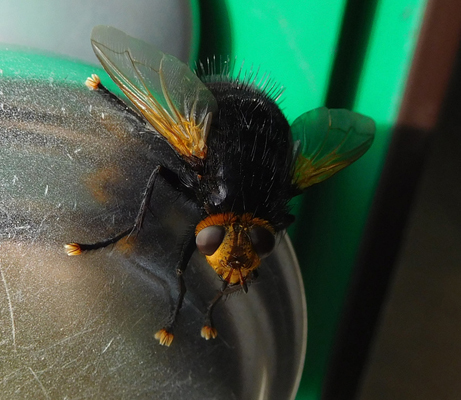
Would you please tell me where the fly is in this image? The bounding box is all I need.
[65,26,375,346]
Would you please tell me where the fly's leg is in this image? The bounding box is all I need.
[85,74,144,123]
[200,284,227,341]
[201,281,247,340]
[154,233,197,346]
[65,165,163,255]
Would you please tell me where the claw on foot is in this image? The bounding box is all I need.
[85,74,101,90]
[65,243,82,256]
[155,328,174,346]
[201,325,218,340]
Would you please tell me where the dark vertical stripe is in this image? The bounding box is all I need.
[325,0,379,109]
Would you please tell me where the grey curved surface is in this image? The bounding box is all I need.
[0,0,195,63]
[0,61,307,399]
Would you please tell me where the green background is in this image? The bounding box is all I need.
[198,0,428,398]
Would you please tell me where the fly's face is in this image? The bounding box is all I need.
[196,213,276,287]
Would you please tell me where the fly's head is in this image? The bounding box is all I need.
[195,212,276,290]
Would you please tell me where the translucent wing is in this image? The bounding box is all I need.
[91,25,217,160]
[292,107,375,190]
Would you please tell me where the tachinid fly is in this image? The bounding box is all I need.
[65,26,375,346]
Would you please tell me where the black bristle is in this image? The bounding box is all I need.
[196,58,285,104]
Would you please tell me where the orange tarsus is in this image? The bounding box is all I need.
[154,328,174,346]
[201,325,218,340]
[85,74,101,90]
[64,243,82,256]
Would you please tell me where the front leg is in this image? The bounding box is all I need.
[201,273,256,341]
[155,231,197,346]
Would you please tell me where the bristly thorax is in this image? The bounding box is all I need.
[197,81,296,231]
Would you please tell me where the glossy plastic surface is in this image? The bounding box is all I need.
[0,51,307,400]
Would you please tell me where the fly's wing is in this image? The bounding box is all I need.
[291,107,375,190]
[91,25,217,161]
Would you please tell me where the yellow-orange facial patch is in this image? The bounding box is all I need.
[195,213,274,285]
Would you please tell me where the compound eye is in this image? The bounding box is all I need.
[196,225,226,255]
[249,226,276,259]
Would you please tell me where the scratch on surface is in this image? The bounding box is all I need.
[132,314,146,328]
[43,327,96,351]
[0,264,16,352]
[28,367,51,400]
[101,337,115,354]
